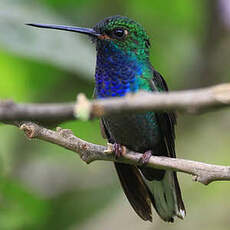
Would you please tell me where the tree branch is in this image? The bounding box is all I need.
[0,83,230,123]
[0,100,75,123]
[1,83,230,185]
[19,122,230,186]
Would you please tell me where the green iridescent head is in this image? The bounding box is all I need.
[93,15,151,57]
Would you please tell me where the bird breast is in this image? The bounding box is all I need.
[103,112,161,153]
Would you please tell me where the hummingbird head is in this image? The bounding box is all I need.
[93,16,151,58]
[27,15,151,60]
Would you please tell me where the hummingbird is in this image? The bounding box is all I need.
[27,15,185,222]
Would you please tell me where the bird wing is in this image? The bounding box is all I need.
[151,70,177,158]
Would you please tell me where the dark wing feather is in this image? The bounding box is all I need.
[100,118,152,221]
[151,70,177,158]
[114,163,152,221]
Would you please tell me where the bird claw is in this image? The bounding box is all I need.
[113,143,126,159]
[104,143,126,159]
[139,150,152,166]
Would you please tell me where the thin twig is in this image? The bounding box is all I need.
[19,122,230,185]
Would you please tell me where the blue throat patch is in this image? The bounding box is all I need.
[95,44,144,98]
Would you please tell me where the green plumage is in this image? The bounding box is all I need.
[93,16,186,222]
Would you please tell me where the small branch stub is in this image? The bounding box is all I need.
[20,123,38,138]
[104,143,114,154]
[213,84,230,103]
[75,93,91,121]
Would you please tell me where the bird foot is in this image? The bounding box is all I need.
[113,143,126,159]
[139,150,152,166]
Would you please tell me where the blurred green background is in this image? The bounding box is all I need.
[0,0,230,229]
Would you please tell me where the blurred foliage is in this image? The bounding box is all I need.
[0,0,230,229]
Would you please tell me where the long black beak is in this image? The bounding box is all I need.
[26,23,100,37]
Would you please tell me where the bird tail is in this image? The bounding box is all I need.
[114,162,153,221]
[115,162,185,222]
[144,170,186,222]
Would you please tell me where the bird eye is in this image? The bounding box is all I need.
[112,28,128,39]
